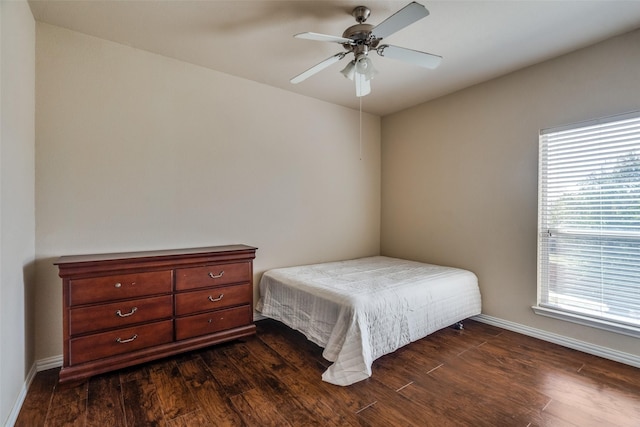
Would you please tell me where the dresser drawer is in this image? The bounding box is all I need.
[69,295,173,336]
[69,320,173,365]
[69,270,172,306]
[175,283,251,316]
[175,305,252,340]
[175,262,250,291]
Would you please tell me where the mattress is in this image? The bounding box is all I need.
[256,256,482,386]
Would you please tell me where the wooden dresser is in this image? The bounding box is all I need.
[55,244,257,383]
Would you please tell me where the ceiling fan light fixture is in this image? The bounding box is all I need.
[340,60,356,80]
[355,55,378,81]
[348,53,376,96]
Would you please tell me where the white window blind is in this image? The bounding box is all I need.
[537,111,640,335]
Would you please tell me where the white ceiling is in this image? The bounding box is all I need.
[28,0,640,116]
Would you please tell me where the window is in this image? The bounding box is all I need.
[535,111,640,337]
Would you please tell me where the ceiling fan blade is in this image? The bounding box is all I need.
[290,53,346,84]
[371,2,429,40]
[294,32,354,44]
[377,45,442,69]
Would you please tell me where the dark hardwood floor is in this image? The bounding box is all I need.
[15,319,640,426]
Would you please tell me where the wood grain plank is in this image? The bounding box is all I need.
[148,360,199,420]
[403,363,535,426]
[176,356,244,426]
[371,343,442,390]
[222,340,322,426]
[255,320,329,369]
[355,398,459,427]
[450,342,552,409]
[44,378,88,427]
[44,398,86,427]
[243,333,298,377]
[542,397,625,427]
[527,407,581,427]
[537,368,640,425]
[577,357,640,395]
[166,410,214,427]
[229,388,291,426]
[86,372,126,426]
[199,343,254,397]
[347,373,466,426]
[50,379,88,407]
[454,319,504,337]
[119,363,151,383]
[253,330,377,414]
[277,373,359,427]
[490,330,587,373]
[404,327,486,363]
[121,377,167,427]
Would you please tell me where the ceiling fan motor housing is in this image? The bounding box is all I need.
[342,6,381,53]
[342,24,379,51]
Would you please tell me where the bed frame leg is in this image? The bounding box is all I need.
[452,321,464,330]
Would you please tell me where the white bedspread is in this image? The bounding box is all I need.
[256,256,481,386]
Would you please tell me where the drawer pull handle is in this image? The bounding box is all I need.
[208,294,224,302]
[208,271,224,279]
[114,282,122,288]
[115,307,138,318]
[115,334,138,344]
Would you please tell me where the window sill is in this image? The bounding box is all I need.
[532,306,640,339]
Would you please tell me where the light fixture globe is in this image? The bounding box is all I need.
[340,60,356,80]
[355,55,377,81]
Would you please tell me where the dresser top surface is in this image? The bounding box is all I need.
[55,244,257,266]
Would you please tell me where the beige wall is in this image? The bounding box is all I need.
[381,29,640,357]
[35,23,380,361]
[1,0,36,424]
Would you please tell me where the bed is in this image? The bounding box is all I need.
[256,256,482,386]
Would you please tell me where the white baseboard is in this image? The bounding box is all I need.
[5,363,37,427]
[36,354,63,371]
[473,314,640,369]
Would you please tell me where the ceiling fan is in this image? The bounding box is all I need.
[290,1,442,97]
